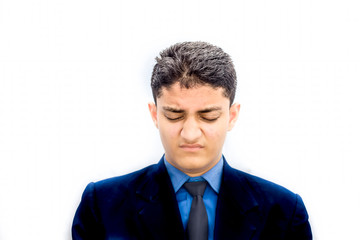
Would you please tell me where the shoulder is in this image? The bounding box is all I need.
[223,162,312,238]
[240,169,295,200]
[96,163,158,190]
[72,162,165,239]
[80,162,161,205]
[223,161,302,209]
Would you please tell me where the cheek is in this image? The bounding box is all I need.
[203,126,228,152]
[159,123,181,144]
[203,121,228,139]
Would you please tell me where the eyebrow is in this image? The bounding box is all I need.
[198,107,222,113]
[162,106,222,113]
[162,106,184,113]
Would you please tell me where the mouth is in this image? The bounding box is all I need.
[179,144,204,152]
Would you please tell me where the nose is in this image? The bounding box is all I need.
[180,117,202,142]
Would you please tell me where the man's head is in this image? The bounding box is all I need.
[148,42,240,177]
[151,41,237,106]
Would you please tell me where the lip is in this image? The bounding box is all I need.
[179,144,204,152]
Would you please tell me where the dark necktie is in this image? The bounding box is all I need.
[183,181,208,240]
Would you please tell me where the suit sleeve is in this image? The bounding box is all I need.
[72,182,105,240]
[286,194,312,240]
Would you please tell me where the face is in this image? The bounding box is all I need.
[148,82,240,177]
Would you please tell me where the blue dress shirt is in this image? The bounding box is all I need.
[164,157,224,240]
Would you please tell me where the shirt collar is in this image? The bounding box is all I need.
[164,156,223,194]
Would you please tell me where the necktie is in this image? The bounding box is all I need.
[183,181,208,240]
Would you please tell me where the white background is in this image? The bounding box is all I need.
[1,0,359,239]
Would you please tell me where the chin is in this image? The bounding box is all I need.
[167,153,218,174]
[178,157,209,172]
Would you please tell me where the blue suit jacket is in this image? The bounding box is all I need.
[72,157,312,239]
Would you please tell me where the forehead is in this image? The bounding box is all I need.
[157,83,229,110]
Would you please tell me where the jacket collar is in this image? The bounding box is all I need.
[214,158,262,240]
[134,156,262,240]
[135,157,185,240]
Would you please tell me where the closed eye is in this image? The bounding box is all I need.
[165,115,184,121]
[200,112,221,122]
[201,117,219,122]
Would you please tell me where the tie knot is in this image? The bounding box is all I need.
[183,181,207,197]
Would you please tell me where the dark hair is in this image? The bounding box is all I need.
[151,41,237,105]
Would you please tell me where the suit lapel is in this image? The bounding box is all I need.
[214,160,262,240]
[133,158,264,240]
[135,159,185,240]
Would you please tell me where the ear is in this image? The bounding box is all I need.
[228,103,240,131]
[148,102,158,128]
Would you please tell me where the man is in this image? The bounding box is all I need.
[72,42,312,239]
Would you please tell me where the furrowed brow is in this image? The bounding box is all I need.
[162,106,184,113]
[198,107,222,113]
